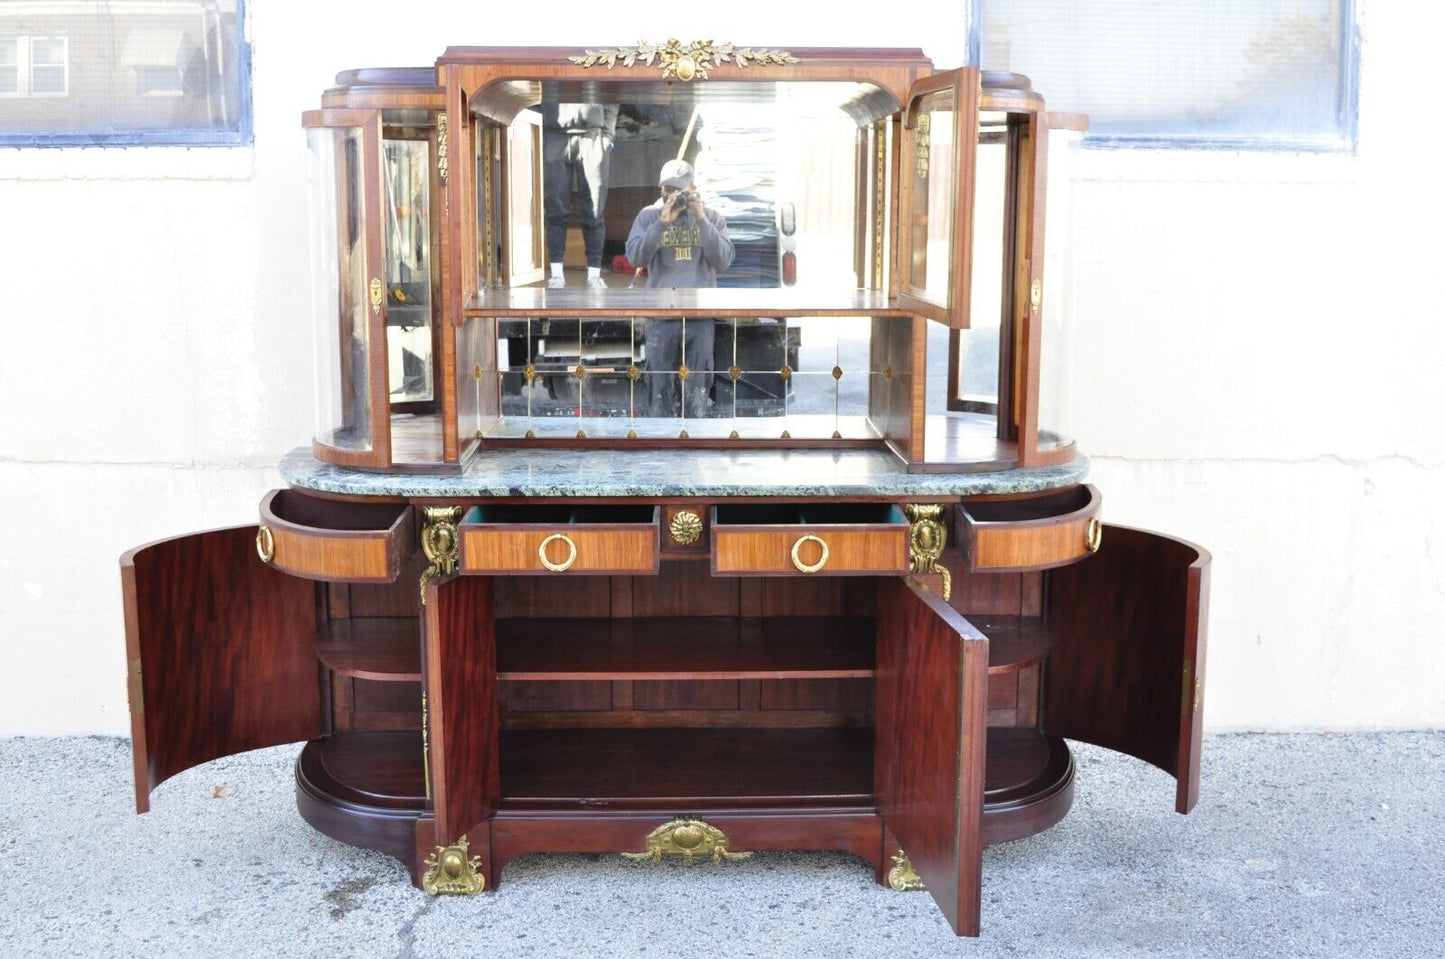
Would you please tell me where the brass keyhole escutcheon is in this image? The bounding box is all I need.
[538,532,578,572]
[790,534,830,574]
[1086,517,1103,553]
[255,525,275,563]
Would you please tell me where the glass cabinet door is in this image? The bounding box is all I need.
[383,133,437,409]
[303,108,391,468]
[896,68,981,329]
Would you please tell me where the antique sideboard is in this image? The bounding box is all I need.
[122,44,1208,937]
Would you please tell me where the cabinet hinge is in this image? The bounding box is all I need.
[129,658,144,715]
[1182,660,1200,714]
[421,690,432,801]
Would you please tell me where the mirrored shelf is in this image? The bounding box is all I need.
[463,287,911,318]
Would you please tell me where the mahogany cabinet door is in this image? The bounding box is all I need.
[1044,524,1211,813]
[875,577,989,937]
[422,576,499,847]
[122,525,321,813]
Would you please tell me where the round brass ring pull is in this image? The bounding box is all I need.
[1086,517,1103,553]
[256,525,275,563]
[790,534,830,574]
[538,532,578,572]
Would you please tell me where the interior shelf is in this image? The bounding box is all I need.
[297,727,1072,851]
[975,617,1055,675]
[316,618,422,681]
[464,286,911,318]
[499,727,874,810]
[297,730,427,810]
[496,616,875,680]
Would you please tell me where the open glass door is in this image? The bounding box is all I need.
[875,577,989,936]
[503,109,546,287]
[304,108,392,468]
[896,68,980,329]
[122,526,320,812]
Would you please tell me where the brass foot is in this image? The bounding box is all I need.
[422,835,486,895]
[887,850,925,892]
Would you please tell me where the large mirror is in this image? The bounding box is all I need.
[473,80,897,440]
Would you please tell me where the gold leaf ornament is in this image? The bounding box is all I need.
[569,40,797,81]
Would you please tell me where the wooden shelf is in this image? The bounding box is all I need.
[464,287,910,318]
[973,617,1055,675]
[499,727,874,809]
[496,616,875,680]
[980,729,1074,847]
[316,618,422,681]
[298,730,426,810]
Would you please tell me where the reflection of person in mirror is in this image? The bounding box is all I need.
[625,159,735,418]
[543,103,618,289]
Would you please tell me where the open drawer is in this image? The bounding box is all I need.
[458,504,660,575]
[956,485,1101,573]
[710,502,909,576]
[257,489,415,583]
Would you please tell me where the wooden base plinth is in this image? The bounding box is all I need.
[293,728,1074,887]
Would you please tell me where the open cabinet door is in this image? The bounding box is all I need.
[895,68,980,329]
[875,577,989,936]
[302,108,393,468]
[502,110,546,287]
[1045,525,1210,813]
[422,576,499,858]
[122,526,320,813]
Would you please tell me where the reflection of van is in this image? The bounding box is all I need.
[503,102,800,413]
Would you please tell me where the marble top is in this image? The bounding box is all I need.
[281,447,1088,499]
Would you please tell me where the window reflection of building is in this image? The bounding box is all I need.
[0,1,247,143]
[0,36,69,97]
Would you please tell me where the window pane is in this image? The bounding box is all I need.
[0,40,17,96]
[980,0,1356,148]
[0,2,251,146]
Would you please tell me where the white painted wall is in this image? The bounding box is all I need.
[0,2,1439,735]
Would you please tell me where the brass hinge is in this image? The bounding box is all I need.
[436,112,449,181]
[1182,660,1201,714]
[129,658,144,715]
[421,690,431,801]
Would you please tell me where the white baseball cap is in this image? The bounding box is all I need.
[658,159,695,189]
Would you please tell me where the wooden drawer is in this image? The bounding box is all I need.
[956,485,1102,573]
[257,489,414,583]
[710,503,909,576]
[459,504,659,575]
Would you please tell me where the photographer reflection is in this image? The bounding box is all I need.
[625,160,735,417]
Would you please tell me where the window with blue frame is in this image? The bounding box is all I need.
[976,0,1359,150]
[0,0,251,147]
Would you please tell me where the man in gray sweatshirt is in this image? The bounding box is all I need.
[625,159,736,418]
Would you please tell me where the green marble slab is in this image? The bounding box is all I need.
[281,447,1089,499]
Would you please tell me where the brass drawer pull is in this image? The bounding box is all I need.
[790,534,830,574]
[256,525,275,563]
[1086,517,1103,553]
[538,532,578,572]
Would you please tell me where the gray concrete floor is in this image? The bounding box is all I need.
[1,733,1441,958]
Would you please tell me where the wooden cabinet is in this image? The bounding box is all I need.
[122,44,1210,940]
[123,485,1209,937]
